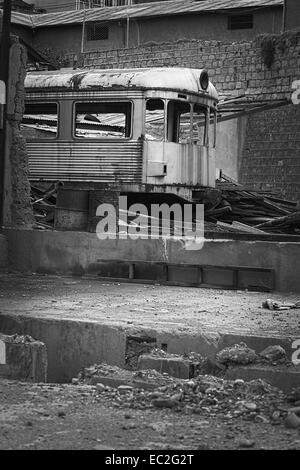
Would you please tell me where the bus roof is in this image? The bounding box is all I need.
[25,67,218,101]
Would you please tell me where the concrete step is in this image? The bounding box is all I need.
[0,311,299,391]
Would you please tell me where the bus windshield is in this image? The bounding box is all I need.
[145,99,211,146]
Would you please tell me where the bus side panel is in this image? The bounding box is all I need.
[27,141,143,183]
[144,141,215,187]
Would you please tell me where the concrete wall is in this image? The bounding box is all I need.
[215,116,248,180]
[0,314,126,382]
[285,0,300,31]
[0,234,8,269]
[4,228,300,293]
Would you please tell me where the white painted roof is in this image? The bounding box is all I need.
[5,0,283,28]
[25,67,219,101]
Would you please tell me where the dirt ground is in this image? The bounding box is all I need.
[0,377,299,451]
[0,273,300,451]
[0,273,299,337]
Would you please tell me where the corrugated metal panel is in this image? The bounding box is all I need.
[8,0,283,28]
[8,10,34,27]
[27,141,143,182]
[25,90,143,100]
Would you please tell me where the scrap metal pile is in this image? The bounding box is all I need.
[31,178,300,235]
[31,182,62,229]
[210,175,300,235]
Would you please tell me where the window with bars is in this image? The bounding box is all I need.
[86,23,109,41]
[228,14,253,30]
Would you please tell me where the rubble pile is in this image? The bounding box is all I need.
[216,343,291,367]
[72,361,299,427]
[216,343,258,366]
[82,371,292,424]
[74,363,180,389]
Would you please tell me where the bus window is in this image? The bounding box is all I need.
[21,103,58,139]
[74,101,132,139]
[192,104,207,146]
[167,101,191,144]
[145,99,165,141]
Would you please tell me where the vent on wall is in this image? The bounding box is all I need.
[87,23,109,41]
[228,14,253,30]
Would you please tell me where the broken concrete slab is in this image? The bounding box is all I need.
[225,364,300,392]
[0,333,47,382]
[0,315,126,383]
[137,354,195,379]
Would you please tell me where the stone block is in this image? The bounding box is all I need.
[0,333,47,382]
[137,354,194,379]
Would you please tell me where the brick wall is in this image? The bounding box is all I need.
[239,103,300,202]
[67,31,300,101]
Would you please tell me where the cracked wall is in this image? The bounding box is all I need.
[3,37,34,228]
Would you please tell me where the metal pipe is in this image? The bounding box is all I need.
[282,0,287,32]
[126,14,129,48]
[81,6,86,54]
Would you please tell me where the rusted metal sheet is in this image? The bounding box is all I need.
[27,141,143,182]
[9,1,283,28]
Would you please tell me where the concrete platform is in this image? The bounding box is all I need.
[0,274,299,384]
[4,228,300,292]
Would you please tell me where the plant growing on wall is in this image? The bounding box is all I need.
[260,35,275,68]
[259,31,299,68]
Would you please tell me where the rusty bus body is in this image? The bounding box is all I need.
[22,67,218,201]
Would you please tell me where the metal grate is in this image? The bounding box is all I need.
[87,22,109,41]
[228,14,253,30]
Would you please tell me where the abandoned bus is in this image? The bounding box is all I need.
[22,67,218,201]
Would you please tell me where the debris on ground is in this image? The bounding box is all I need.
[75,363,180,389]
[212,174,300,234]
[29,175,300,236]
[72,361,294,428]
[216,343,258,366]
[1,333,36,344]
[1,377,299,450]
[125,336,157,370]
[259,345,287,363]
[287,387,300,403]
[262,299,300,310]
[31,182,62,229]
[284,412,300,429]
